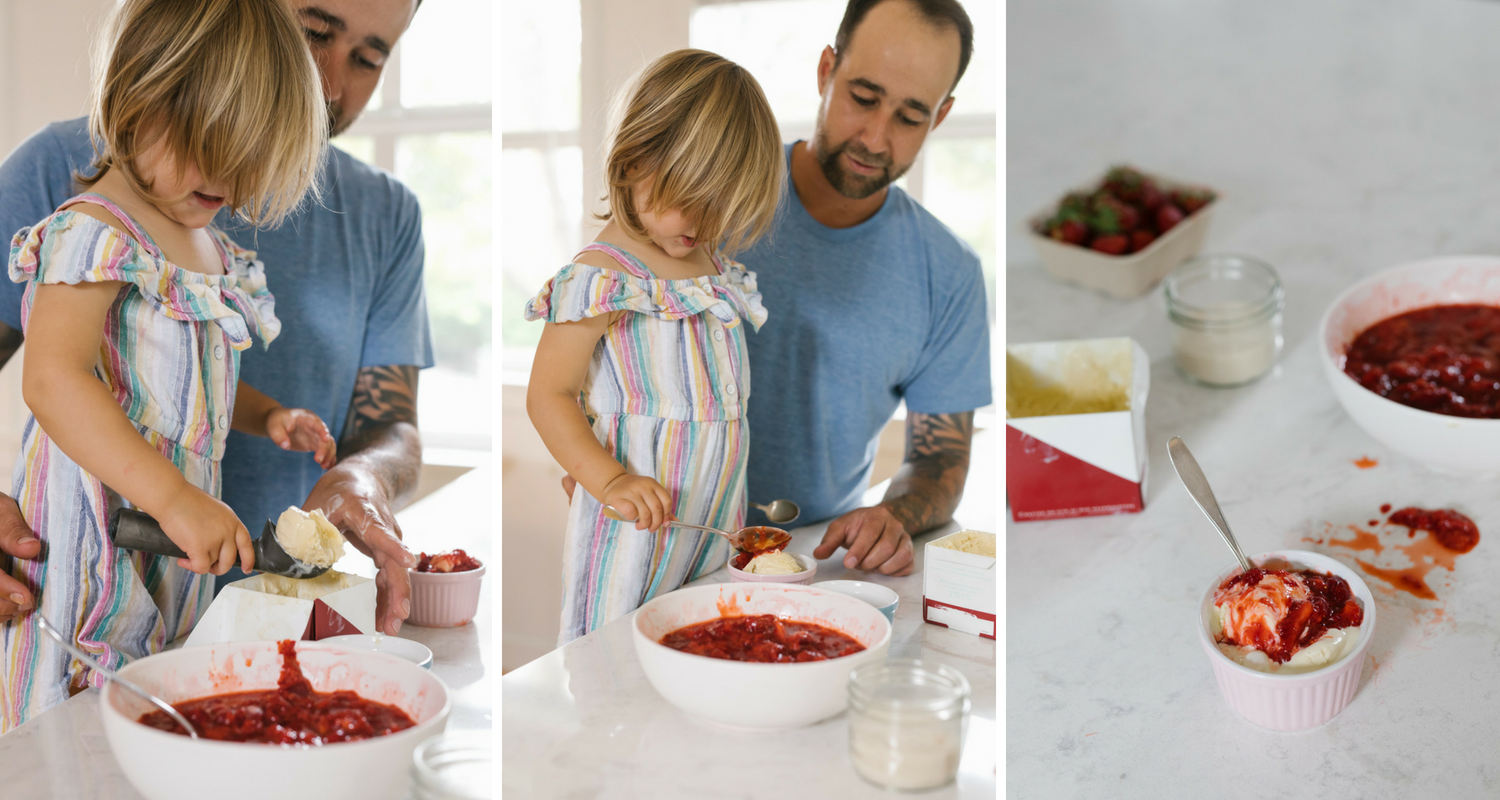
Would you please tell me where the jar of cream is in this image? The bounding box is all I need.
[848,659,970,791]
[1164,254,1284,386]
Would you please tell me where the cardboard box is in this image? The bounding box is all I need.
[1027,168,1218,299]
[922,530,996,640]
[183,572,376,647]
[1007,338,1150,522]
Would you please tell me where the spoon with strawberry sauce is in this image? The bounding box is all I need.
[1168,436,1253,573]
[601,506,792,554]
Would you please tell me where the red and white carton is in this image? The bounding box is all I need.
[183,572,377,647]
[1007,338,1150,522]
[922,530,996,639]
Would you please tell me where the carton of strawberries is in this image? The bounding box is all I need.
[1028,166,1218,298]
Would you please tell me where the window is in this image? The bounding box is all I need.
[334,0,493,450]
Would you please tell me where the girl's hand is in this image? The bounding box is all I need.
[266,407,337,469]
[157,484,255,575]
[602,474,675,532]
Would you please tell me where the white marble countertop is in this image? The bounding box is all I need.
[0,460,494,798]
[501,501,997,799]
[1009,1,1500,796]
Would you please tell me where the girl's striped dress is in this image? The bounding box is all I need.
[525,242,767,645]
[0,194,278,731]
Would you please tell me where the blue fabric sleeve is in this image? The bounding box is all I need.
[900,245,994,415]
[0,122,91,329]
[359,181,436,369]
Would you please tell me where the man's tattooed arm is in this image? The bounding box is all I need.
[878,411,976,534]
[339,364,422,508]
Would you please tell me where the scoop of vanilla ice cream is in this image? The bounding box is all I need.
[274,506,346,567]
[1215,627,1361,675]
[744,550,803,575]
[245,569,363,600]
[1215,571,1312,652]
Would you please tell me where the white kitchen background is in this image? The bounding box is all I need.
[0,1,492,493]
[502,0,998,672]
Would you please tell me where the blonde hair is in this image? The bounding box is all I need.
[80,0,325,228]
[601,49,783,255]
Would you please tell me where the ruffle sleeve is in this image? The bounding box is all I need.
[8,211,267,351]
[524,263,756,327]
[712,254,769,332]
[211,229,280,348]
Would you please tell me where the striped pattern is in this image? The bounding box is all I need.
[0,194,278,732]
[526,243,768,645]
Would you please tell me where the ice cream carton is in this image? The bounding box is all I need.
[1006,337,1150,522]
[922,530,996,640]
[183,571,376,647]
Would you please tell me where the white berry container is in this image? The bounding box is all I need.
[407,564,485,628]
[1198,549,1376,731]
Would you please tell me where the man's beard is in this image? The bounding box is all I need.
[812,128,911,200]
[327,101,350,137]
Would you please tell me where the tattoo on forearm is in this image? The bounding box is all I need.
[0,321,24,372]
[882,411,975,534]
[339,365,421,503]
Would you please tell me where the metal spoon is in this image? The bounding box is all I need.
[601,506,792,553]
[1166,436,1253,573]
[751,499,800,525]
[111,508,331,579]
[35,614,199,739]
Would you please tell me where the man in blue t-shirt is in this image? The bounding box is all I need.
[0,0,432,636]
[739,0,991,576]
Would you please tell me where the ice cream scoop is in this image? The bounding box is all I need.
[110,507,332,579]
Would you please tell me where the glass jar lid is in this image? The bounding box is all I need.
[1164,254,1284,330]
[849,659,970,718]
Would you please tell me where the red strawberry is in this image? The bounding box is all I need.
[1130,229,1156,251]
[1139,181,1166,211]
[1172,189,1214,214]
[1091,197,1139,233]
[1054,218,1088,245]
[1155,204,1185,233]
[1103,166,1148,202]
[1090,234,1128,255]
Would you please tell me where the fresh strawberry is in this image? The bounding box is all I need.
[1090,234,1128,255]
[1130,229,1156,251]
[1172,188,1214,214]
[1102,166,1148,202]
[1139,180,1166,211]
[1155,204,1185,233]
[1053,218,1088,245]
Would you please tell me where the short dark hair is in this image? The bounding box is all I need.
[833,0,973,94]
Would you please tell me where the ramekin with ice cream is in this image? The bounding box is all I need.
[1198,550,1377,731]
[727,550,817,584]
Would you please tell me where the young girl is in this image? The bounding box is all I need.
[0,0,331,730]
[526,49,783,645]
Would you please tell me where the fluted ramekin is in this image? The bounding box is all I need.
[407,564,485,627]
[1198,549,1376,731]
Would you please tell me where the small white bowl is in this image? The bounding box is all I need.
[811,580,899,622]
[726,552,817,584]
[320,634,434,669]
[1321,256,1500,473]
[1198,550,1377,731]
[101,640,451,800]
[407,564,485,628]
[632,583,891,731]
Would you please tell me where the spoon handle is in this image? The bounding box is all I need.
[1167,437,1254,573]
[600,506,732,540]
[35,614,200,739]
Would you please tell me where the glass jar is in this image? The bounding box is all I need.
[411,733,492,800]
[1164,254,1285,387]
[847,659,970,791]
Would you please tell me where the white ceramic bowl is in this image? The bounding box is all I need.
[726,552,817,584]
[101,640,451,800]
[1198,550,1377,731]
[810,580,899,622]
[321,634,434,669]
[1321,256,1500,473]
[633,583,892,731]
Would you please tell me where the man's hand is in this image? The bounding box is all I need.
[813,505,915,576]
[0,492,40,623]
[303,464,416,634]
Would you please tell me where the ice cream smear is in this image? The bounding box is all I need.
[274,506,346,567]
[1211,567,1364,675]
[744,550,804,575]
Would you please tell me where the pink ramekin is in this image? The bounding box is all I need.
[407,563,486,627]
[1198,549,1377,731]
[726,553,818,585]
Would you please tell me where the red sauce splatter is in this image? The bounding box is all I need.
[1387,507,1480,553]
[416,549,482,573]
[1312,507,1480,600]
[1380,504,1392,514]
[1214,569,1363,663]
[1368,520,1379,527]
[1354,456,1379,469]
[138,640,415,744]
[1344,305,1500,417]
[660,615,865,663]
